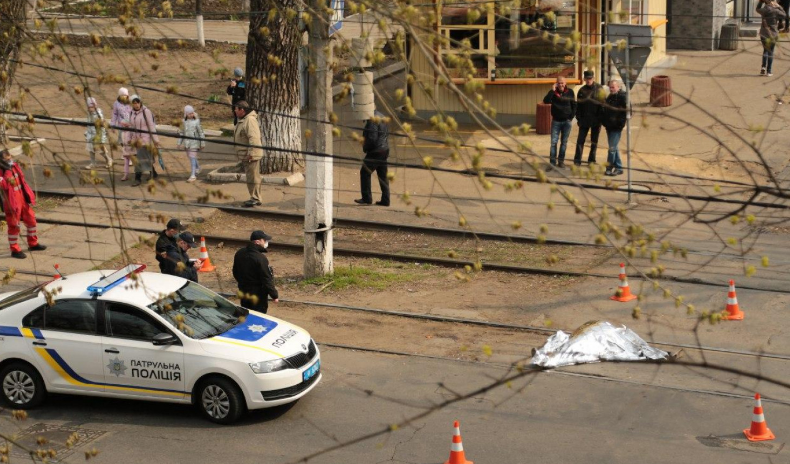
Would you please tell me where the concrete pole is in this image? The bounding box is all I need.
[303,0,334,278]
[625,34,635,206]
[196,0,205,47]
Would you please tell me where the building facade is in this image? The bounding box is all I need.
[408,0,672,124]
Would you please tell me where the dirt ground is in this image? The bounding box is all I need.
[17,45,245,130]
[99,215,597,364]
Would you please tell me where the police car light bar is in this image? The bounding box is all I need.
[87,264,147,295]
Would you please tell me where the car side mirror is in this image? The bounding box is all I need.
[153,332,178,346]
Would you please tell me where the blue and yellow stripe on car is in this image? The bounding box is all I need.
[4,326,186,396]
[0,326,44,339]
[34,348,188,397]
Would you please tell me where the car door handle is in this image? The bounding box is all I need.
[104,349,120,354]
[32,341,47,346]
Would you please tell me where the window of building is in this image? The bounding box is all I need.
[438,0,579,82]
[625,0,648,25]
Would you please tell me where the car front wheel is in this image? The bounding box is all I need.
[197,377,245,424]
[0,362,46,409]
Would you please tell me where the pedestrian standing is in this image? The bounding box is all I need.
[128,94,161,187]
[232,101,263,207]
[0,149,47,259]
[227,67,246,124]
[232,230,279,314]
[757,0,787,76]
[602,79,627,177]
[162,232,201,283]
[176,105,205,182]
[355,111,390,206]
[542,76,576,169]
[155,218,185,272]
[573,70,604,166]
[778,0,790,31]
[84,97,113,170]
[111,87,133,181]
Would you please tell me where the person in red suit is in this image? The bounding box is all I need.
[0,149,47,259]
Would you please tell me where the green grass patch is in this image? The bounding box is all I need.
[301,265,422,290]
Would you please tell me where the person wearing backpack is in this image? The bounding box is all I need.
[128,94,161,186]
[0,149,47,259]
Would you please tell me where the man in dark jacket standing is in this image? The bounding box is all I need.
[155,218,185,272]
[573,71,604,166]
[227,67,247,124]
[162,232,201,283]
[602,80,628,176]
[355,111,390,206]
[233,230,279,314]
[543,76,576,169]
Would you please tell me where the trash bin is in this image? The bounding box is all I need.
[536,102,552,135]
[719,23,740,51]
[650,75,672,107]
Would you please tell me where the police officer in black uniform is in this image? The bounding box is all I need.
[162,232,201,283]
[232,230,279,314]
[156,218,185,272]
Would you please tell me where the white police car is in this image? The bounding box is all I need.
[0,265,320,424]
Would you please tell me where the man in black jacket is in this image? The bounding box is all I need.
[602,80,628,176]
[355,111,390,206]
[162,232,201,283]
[543,76,576,169]
[233,230,279,314]
[573,71,604,166]
[227,67,246,124]
[155,218,185,272]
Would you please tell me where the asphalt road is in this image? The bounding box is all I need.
[2,347,787,463]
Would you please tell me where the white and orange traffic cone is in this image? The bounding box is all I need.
[444,421,473,464]
[198,236,216,272]
[53,264,62,280]
[723,279,744,321]
[744,393,775,442]
[610,262,637,302]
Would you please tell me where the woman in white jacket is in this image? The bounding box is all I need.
[176,105,206,182]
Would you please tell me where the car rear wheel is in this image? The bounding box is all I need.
[1,362,46,409]
[197,377,245,424]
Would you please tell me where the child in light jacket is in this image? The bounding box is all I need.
[111,87,133,180]
[177,105,206,182]
[85,97,112,169]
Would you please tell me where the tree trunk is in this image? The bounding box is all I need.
[0,0,28,146]
[246,0,303,174]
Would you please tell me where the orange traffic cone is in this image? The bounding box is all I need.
[723,279,744,321]
[53,264,61,280]
[744,393,775,441]
[198,236,216,272]
[444,421,473,464]
[610,262,637,302]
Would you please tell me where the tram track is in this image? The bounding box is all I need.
[8,190,790,293]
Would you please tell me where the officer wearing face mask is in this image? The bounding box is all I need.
[232,230,279,314]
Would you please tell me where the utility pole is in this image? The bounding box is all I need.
[624,34,633,205]
[196,0,205,47]
[303,0,334,278]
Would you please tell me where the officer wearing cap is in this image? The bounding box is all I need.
[162,231,202,282]
[232,230,279,314]
[156,218,186,272]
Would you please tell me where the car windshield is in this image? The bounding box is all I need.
[0,283,46,311]
[148,282,248,339]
